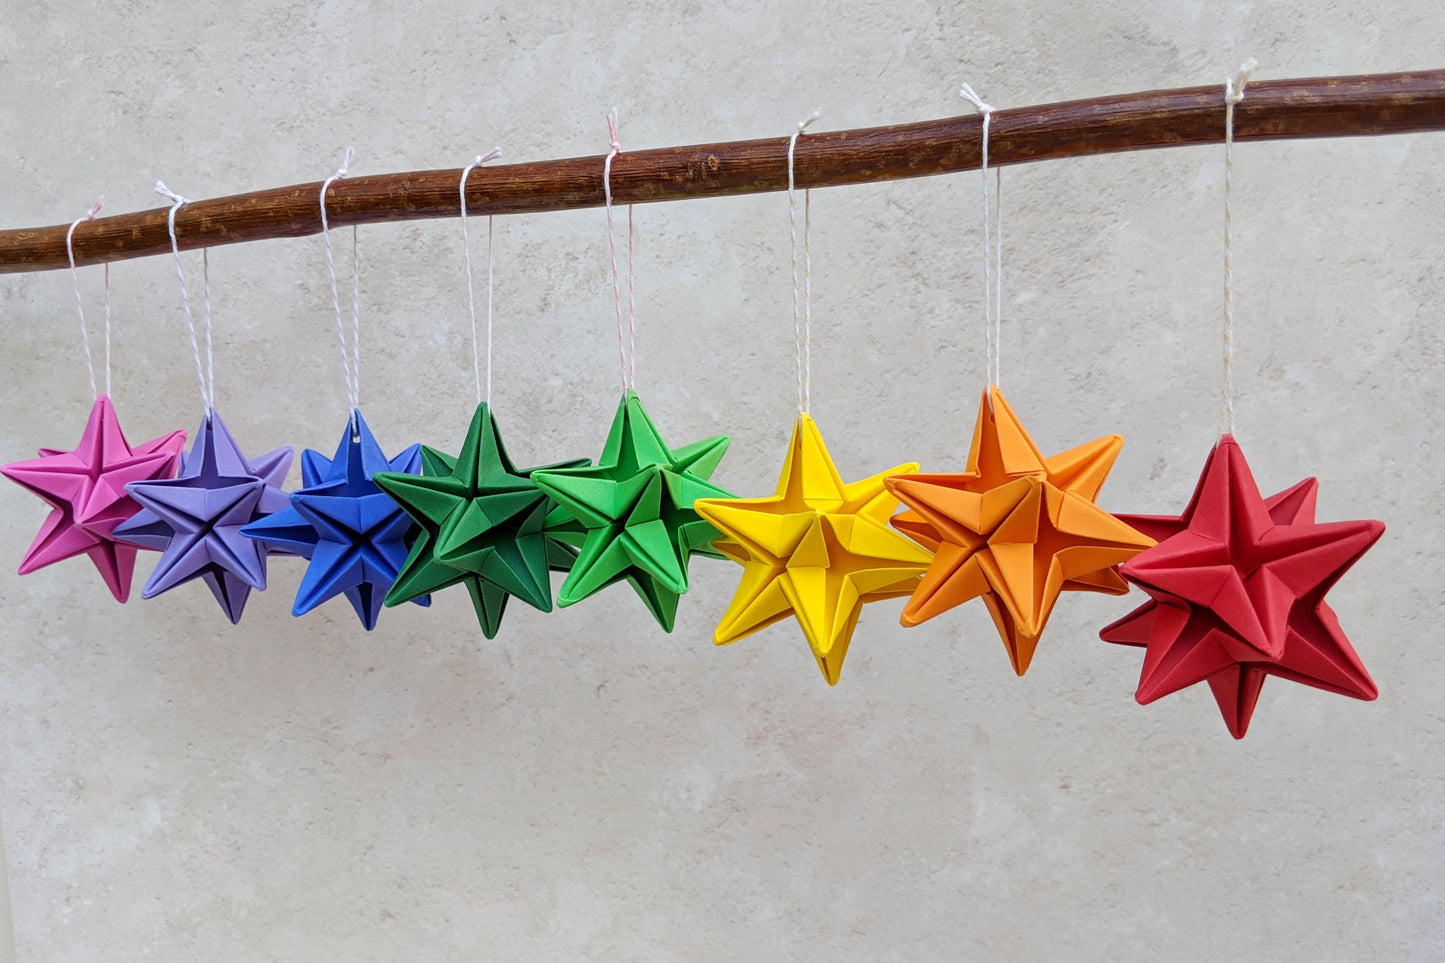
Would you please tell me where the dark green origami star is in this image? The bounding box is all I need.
[372,403,588,638]
[531,391,734,631]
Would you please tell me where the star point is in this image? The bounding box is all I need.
[694,413,931,685]
[885,387,1152,675]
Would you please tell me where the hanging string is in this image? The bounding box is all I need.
[460,147,503,405]
[960,83,1003,390]
[155,182,214,416]
[351,223,360,415]
[603,108,637,394]
[488,215,495,405]
[202,247,214,409]
[320,147,362,431]
[1220,59,1256,438]
[788,110,820,416]
[804,177,813,409]
[103,260,112,398]
[627,183,636,391]
[65,196,107,399]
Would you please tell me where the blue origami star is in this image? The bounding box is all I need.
[241,410,429,630]
[114,409,294,624]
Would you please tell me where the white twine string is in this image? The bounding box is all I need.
[320,147,362,431]
[788,110,820,416]
[155,182,214,416]
[1221,58,1256,438]
[960,83,1003,390]
[604,108,637,394]
[65,196,107,399]
[460,147,503,405]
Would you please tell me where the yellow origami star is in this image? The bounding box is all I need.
[693,415,933,685]
[884,387,1153,675]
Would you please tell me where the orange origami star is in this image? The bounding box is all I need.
[884,387,1153,675]
[694,415,932,684]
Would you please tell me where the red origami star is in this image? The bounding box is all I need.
[1100,435,1383,738]
[2,396,186,601]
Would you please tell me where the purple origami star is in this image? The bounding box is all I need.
[2,395,186,601]
[114,409,294,623]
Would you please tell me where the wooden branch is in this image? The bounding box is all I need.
[2,70,1442,274]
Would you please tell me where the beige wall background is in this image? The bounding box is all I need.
[1,2,1441,960]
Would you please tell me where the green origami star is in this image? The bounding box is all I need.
[372,403,588,638]
[531,391,735,631]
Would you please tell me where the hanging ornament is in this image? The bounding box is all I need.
[371,149,592,638]
[116,410,292,623]
[884,85,1151,674]
[374,402,587,637]
[242,411,427,629]
[3,198,188,601]
[532,392,733,631]
[530,111,734,631]
[4,396,186,602]
[1101,61,1384,737]
[888,388,1153,674]
[695,414,932,684]
[240,150,429,629]
[1100,437,1382,737]
[112,184,295,623]
[693,111,930,684]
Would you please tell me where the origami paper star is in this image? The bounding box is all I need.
[531,391,734,631]
[884,387,1153,675]
[1100,435,1383,738]
[113,409,294,623]
[2,395,186,601]
[692,414,932,684]
[240,410,428,630]
[372,402,588,638]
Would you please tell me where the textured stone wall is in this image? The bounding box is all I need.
[1,2,1441,960]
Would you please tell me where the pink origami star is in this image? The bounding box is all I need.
[2,396,186,601]
[1101,435,1383,738]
